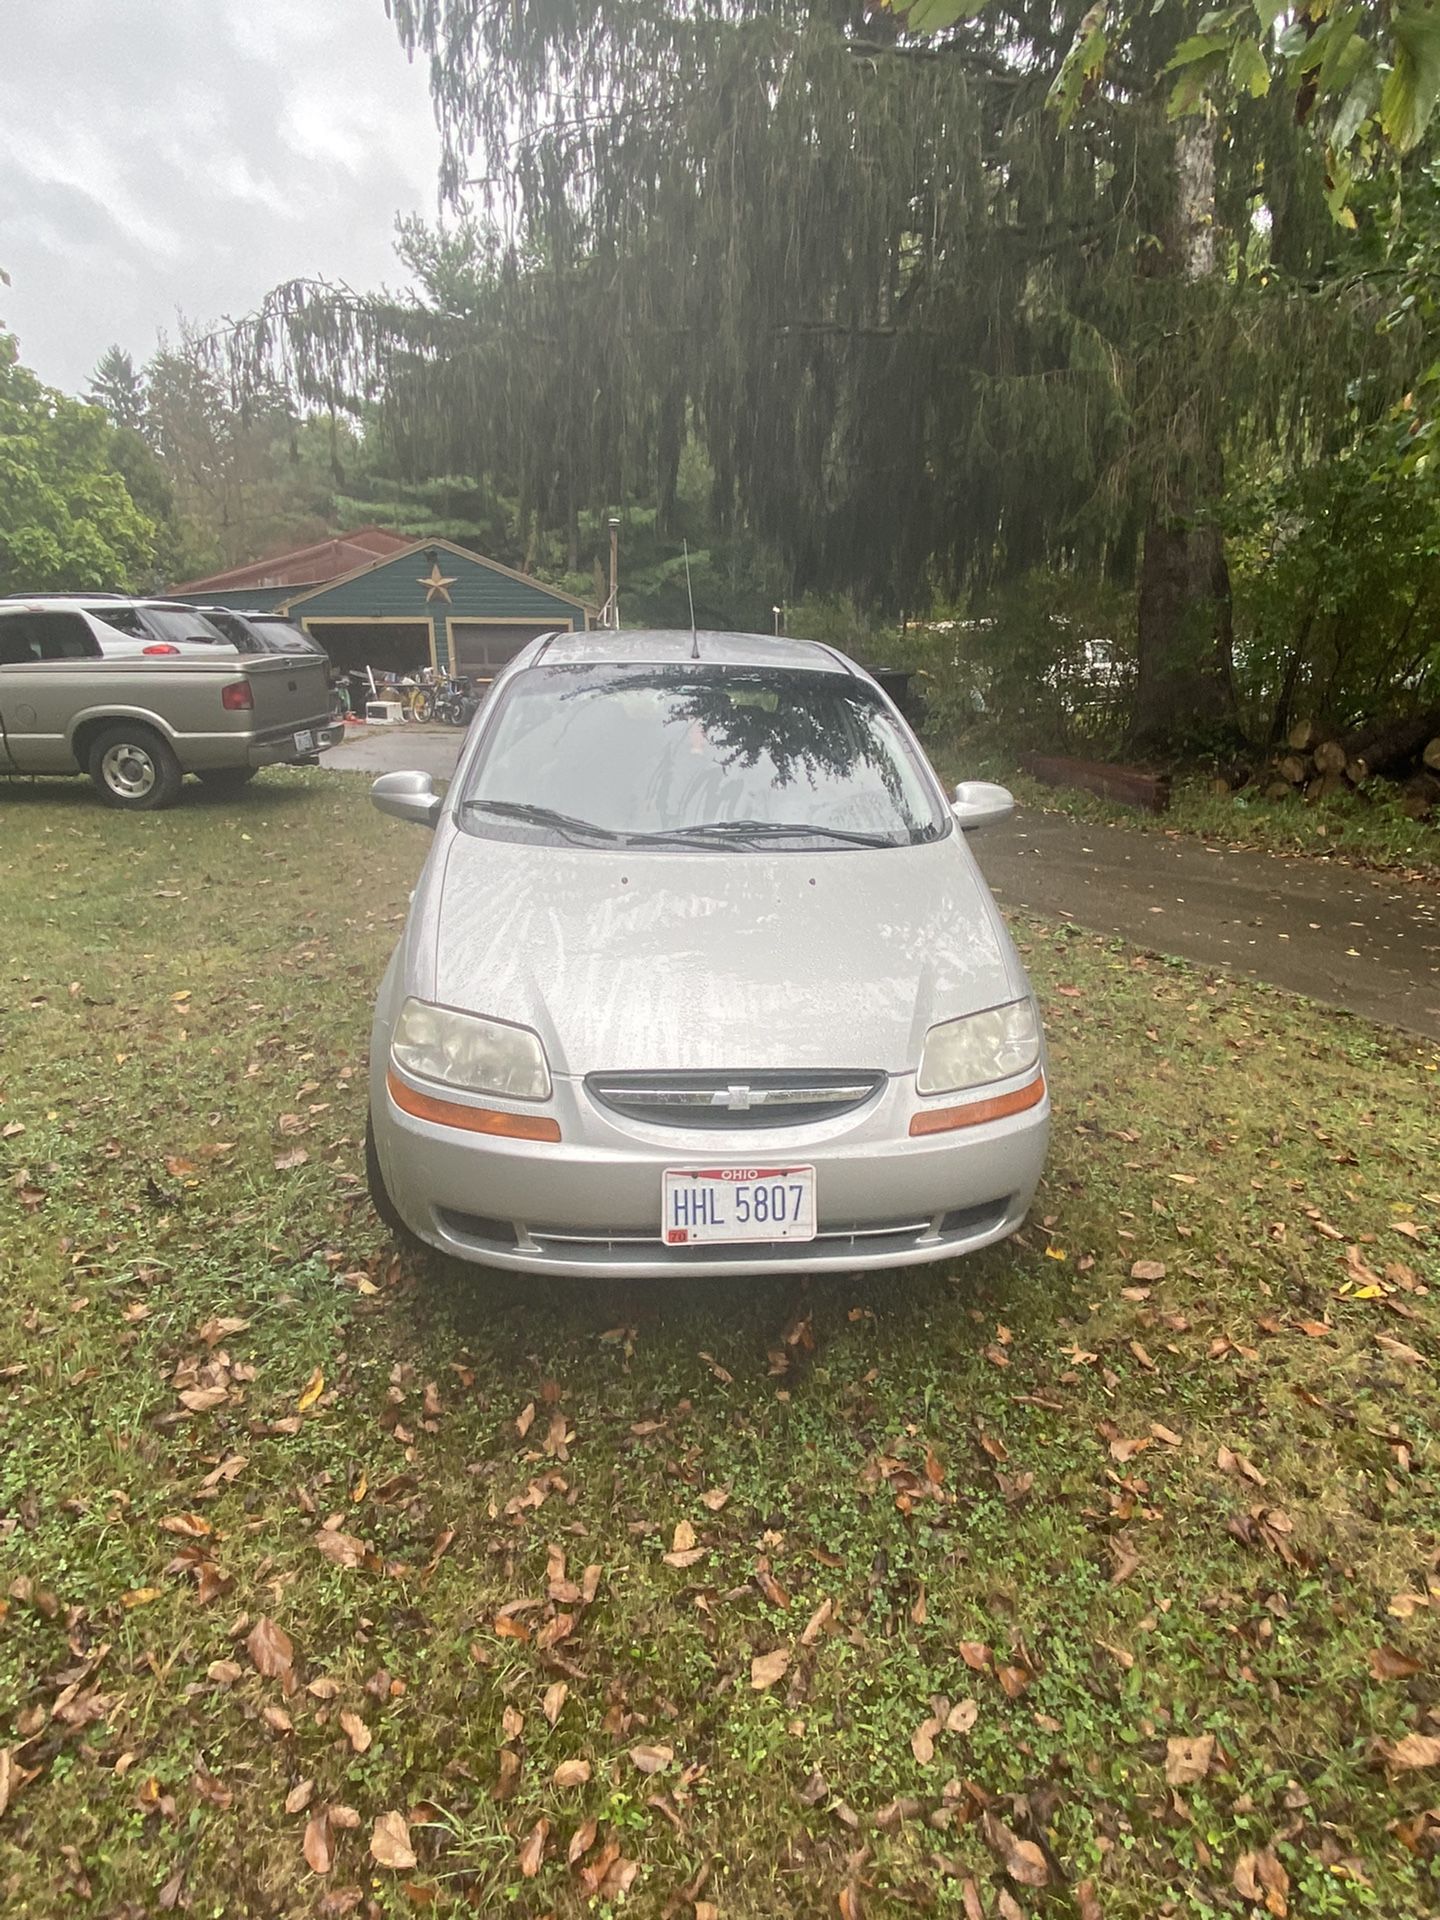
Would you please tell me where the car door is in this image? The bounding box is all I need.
[1,612,102,771]
[0,611,39,769]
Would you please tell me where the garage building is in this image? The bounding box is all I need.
[171,534,595,682]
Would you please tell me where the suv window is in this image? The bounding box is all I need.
[0,611,97,663]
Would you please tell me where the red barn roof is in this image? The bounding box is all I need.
[171,527,411,595]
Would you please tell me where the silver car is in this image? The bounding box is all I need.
[365,630,1049,1277]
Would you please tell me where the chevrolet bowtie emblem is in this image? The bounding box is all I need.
[714,1083,755,1111]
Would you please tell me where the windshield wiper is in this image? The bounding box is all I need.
[647,818,897,847]
[461,799,622,842]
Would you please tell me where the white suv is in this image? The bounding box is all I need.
[0,597,238,659]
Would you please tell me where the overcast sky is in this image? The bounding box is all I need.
[1,1,445,395]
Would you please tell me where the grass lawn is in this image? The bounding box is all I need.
[2,768,1439,1920]
[997,770,1440,883]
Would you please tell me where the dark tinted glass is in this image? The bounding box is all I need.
[462,663,945,848]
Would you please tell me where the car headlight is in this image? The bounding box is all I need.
[391,998,552,1101]
[917,999,1041,1096]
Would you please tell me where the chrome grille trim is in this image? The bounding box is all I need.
[586,1068,885,1129]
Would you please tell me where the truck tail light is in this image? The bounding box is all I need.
[142,643,180,655]
[221,681,254,711]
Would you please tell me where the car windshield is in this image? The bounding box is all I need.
[459,662,947,849]
[251,619,324,655]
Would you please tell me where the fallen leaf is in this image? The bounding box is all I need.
[1386,1733,1440,1770]
[568,1815,598,1864]
[958,1641,990,1671]
[297,1367,325,1411]
[158,1513,212,1539]
[517,1817,549,1878]
[1165,1732,1215,1786]
[983,1810,1050,1887]
[1369,1645,1423,1681]
[800,1597,834,1647]
[553,1758,591,1788]
[314,1528,367,1569]
[1130,1259,1167,1282]
[207,1659,243,1686]
[947,1698,978,1733]
[996,1663,1031,1698]
[911,1716,941,1765]
[370,1810,416,1871]
[178,1385,228,1413]
[700,1487,731,1511]
[339,1711,371,1754]
[1234,1844,1289,1911]
[671,1518,696,1551]
[246,1615,295,1682]
[303,1810,332,1875]
[494,1747,521,1800]
[750,1648,790,1690]
[274,1146,309,1172]
[262,1705,295,1735]
[1376,1333,1426,1367]
[286,1778,315,1814]
[628,1743,674,1774]
[515,1401,535,1438]
[542,1680,568,1725]
[838,1884,866,1920]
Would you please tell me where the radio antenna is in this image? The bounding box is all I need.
[683,540,699,658]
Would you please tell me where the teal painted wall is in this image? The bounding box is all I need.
[288,550,586,624]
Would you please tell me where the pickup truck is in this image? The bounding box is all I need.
[0,606,339,809]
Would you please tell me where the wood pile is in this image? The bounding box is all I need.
[1021,753,1172,813]
[1216,711,1440,819]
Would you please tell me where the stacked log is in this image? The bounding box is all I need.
[1222,711,1440,818]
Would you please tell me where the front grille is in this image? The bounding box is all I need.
[586,1068,885,1129]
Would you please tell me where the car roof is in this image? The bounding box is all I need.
[536,629,857,674]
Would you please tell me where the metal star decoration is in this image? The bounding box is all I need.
[418,560,458,603]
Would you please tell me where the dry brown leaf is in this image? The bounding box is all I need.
[567,1815,598,1865]
[158,1512,212,1538]
[296,1367,325,1412]
[628,1743,674,1774]
[984,1810,1051,1887]
[1376,1333,1426,1366]
[517,1817,549,1878]
[1076,1880,1103,1920]
[302,1809,332,1875]
[1130,1259,1167,1281]
[750,1647,790,1690]
[494,1747,521,1800]
[700,1486,731,1511]
[286,1778,315,1814]
[542,1680,568,1726]
[671,1518,696,1552]
[837,1883,865,1920]
[947,1698,978,1734]
[1386,1733,1440,1769]
[958,1640,990,1670]
[553,1758,591,1789]
[996,1663,1031,1699]
[207,1659,243,1686]
[369,1810,416,1871]
[178,1385,228,1413]
[515,1400,535,1438]
[1369,1645,1423,1681]
[1233,1844,1288,1911]
[911,1716,941,1766]
[800,1597,834,1647]
[246,1615,294,1681]
[314,1528,367,1569]
[274,1146,309,1171]
[262,1705,294,1735]
[339,1711,371,1755]
[1165,1732,1215,1786]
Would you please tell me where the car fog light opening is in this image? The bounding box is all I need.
[387,1071,561,1142]
[909,1069,1046,1137]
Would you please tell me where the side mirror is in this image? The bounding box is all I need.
[951,779,1015,831]
[372,769,442,828]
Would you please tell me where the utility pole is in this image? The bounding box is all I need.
[608,517,620,629]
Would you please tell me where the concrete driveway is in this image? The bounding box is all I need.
[323,725,1440,1040]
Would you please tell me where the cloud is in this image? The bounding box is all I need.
[0,0,443,393]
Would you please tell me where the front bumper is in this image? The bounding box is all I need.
[371,1061,1050,1278]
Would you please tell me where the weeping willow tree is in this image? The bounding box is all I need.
[224,0,1404,745]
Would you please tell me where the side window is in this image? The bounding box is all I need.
[0,614,40,665]
[34,612,98,660]
[87,605,143,637]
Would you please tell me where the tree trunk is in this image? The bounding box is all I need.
[1131,118,1239,752]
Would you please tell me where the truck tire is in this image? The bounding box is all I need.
[86,724,184,811]
[197,766,258,792]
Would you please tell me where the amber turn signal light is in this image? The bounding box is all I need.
[909,1070,1046,1137]
[386,1071,561,1141]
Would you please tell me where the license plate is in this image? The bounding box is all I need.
[293,729,314,753]
[663,1166,816,1245]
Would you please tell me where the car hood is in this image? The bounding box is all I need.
[424,830,1021,1075]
